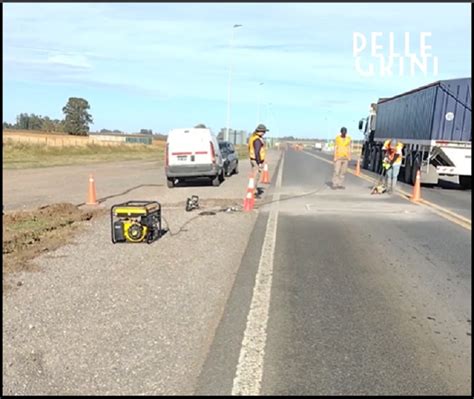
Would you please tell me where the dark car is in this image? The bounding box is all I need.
[218,141,239,176]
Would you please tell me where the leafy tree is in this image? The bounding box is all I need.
[52,119,65,132]
[62,97,93,136]
[41,116,56,132]
[16,113,30,129]
[140,129,153,135]
[28,114,43,130]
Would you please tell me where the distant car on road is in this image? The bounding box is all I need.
[219,141,239,176]
[314,142,323,151]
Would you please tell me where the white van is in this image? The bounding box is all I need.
[165,127,225,188]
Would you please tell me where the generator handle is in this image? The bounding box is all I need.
[121,200,161,211]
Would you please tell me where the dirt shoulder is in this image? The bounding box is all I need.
[2,150,282,395]
[3,203,107,292]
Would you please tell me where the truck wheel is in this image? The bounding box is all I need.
[459,176,472,190]
[369,148,377,172]
[167,178,175,188]
[411,156,421,184]
[404,154,413,184]
[362,144,370,169]
[211,174,221,186]
[374,148,382,174]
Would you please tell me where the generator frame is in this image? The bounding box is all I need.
[111,200,162,244]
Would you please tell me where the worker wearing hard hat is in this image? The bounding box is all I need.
[248,123,268,196]
[332,127,352,189]
[382,138,404,193]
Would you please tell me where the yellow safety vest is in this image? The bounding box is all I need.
[334,135,351,160]
[383,140,404,165]
[248,133,266,161]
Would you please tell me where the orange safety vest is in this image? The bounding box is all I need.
[383,139,403,165]
[334,135,351,160]
[248,133,266,161]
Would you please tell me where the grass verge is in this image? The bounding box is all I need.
[2,141,165,169]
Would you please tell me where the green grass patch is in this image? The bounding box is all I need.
[3,141,164,169]
[6,217,51,234]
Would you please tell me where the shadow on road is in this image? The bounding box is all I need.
[172,176,236,188]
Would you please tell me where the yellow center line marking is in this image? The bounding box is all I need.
[302,150,471,231]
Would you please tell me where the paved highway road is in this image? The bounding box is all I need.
[196,148,471,395]
[310,149,472,221]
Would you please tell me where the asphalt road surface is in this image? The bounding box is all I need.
[310,149,472,220]
[196,148,471,395]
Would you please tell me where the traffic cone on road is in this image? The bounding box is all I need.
[243,173,255,212]
[355,159,361,176]
[86,174,98,205]
[262,163,270,184]
[411,170,421,202]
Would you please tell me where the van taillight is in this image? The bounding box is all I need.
[210,141,216,163]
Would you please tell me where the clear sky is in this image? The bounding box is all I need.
[3,2,471,139]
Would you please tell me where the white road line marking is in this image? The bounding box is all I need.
[231,152,284,396]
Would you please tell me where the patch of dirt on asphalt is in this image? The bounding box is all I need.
[3,203,106,293]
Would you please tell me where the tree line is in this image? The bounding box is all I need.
[3,97,163,138]
[4,97,93,136]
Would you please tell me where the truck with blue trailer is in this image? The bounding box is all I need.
[359,78,471,189]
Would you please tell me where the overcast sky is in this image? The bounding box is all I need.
[3,2,471,139]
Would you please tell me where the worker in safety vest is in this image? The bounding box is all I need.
[248,123,268,195]
[332,127,351,189]
[382,138,404,193]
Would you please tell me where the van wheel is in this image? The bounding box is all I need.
[167,178,175,188]
[459,176,472,190]
[219,170,225,182]
[211,174,220,186]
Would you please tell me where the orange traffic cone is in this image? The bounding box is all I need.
[243,191,254,212]
[411,170,421,202]
[262,163,270,184]
[355,159,361,176]
[87,174,98,205]
[243,174,255,211]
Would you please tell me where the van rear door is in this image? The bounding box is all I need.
[168,129,213,166]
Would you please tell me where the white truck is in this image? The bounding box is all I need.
[359,78,471,189]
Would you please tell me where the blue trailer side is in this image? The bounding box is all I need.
[374,78,471,142]
[431,78,471,142]
[360,78,472,189]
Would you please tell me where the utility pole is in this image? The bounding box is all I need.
[225,24,242,142]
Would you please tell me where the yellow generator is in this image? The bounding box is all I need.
[111,201,162,244]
